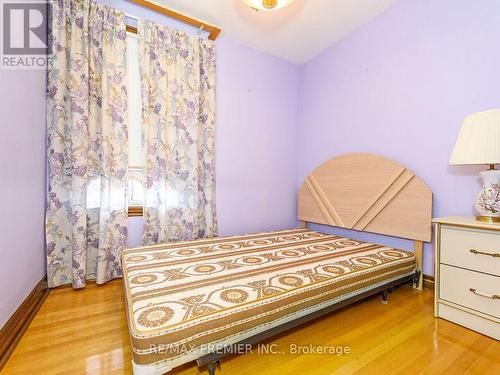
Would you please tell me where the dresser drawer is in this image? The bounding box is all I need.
[440,226,500,276]
[439,264,500,319]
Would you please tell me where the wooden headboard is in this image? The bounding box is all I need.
[298,153,432,241]
[298,153,432,289]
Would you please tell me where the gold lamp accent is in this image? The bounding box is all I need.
[242,0,295,11]
[450,109,500,222]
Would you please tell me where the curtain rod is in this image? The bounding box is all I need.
[125,0,221,40]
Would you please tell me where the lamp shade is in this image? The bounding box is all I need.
[449,109,500,165]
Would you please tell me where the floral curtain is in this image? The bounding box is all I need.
[138,20,218,244]
[46,0,128,288]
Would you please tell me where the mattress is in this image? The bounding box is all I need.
[122,228,416,374]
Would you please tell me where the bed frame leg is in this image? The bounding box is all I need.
[413,241,424,291]
[381,289,388,304]
[207,360,220,375]
[413,270,422,290]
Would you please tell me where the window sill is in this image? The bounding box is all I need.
[128,206,143,217]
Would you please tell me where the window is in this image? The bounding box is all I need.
[127,32,144,215]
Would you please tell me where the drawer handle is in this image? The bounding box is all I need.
[469,249,500,258]
[469,288,500,300]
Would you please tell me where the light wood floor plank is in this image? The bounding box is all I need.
[2,281,498,374]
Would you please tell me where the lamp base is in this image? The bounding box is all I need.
[476,215,500,223]
[475,168,500,221]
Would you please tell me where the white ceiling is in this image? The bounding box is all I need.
[155,0,399,65]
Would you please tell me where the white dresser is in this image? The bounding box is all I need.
[433,217,499,340]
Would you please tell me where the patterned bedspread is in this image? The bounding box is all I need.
[122,229,416,374]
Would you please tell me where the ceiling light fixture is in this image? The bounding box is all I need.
[242,0,295,11]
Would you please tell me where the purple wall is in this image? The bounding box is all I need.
[0,70,46,327]
[215,37,300,236]
[299,0,500,275]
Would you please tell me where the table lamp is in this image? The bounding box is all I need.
[450,109,500,222]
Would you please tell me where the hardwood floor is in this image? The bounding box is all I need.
[2,281,498,374]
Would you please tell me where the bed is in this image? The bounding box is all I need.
[122,153,433,375]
